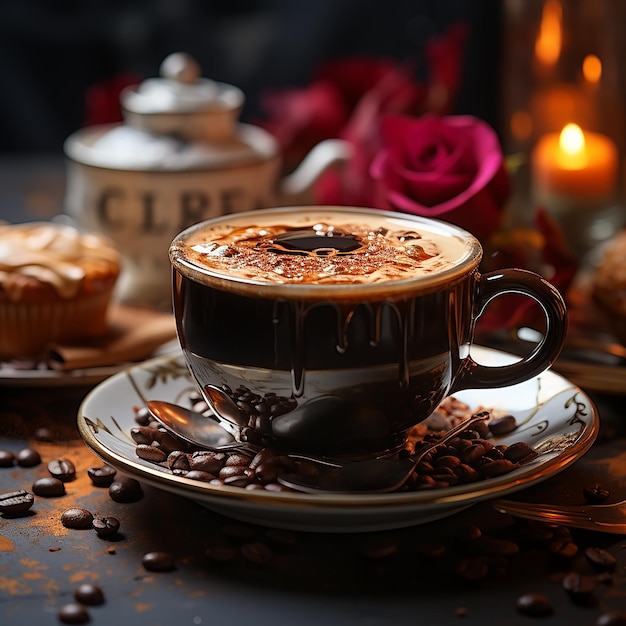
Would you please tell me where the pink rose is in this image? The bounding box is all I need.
[370,114,511,242]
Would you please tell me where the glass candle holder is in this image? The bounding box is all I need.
[501,0,625,256]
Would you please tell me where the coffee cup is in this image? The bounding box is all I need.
[169,206,567,458]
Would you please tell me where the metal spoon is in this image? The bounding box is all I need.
[277,412,489,494]
[146,399,343,464]
[146,400,244,451]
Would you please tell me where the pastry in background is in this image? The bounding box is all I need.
[590,228,626,344]
[0,221,120,359]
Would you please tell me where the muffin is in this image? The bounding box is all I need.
[0,221,120,359]
[590,229,626,344]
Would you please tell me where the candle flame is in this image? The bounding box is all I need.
[559,123,588,168]
[535,0,562,66]
[582,54,602,83]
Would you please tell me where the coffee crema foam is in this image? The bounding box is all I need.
[179,216,469,285]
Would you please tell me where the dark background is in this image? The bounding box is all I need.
[0,0,503,154]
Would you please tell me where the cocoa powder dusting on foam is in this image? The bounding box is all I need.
[186,222,456,285]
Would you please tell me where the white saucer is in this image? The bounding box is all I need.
[77,346,599,533]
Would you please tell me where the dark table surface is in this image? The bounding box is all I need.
[2,155,626,625]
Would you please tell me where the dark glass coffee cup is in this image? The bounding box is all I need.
[170,206,567,458]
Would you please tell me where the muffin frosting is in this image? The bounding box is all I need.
[0,222,120,301]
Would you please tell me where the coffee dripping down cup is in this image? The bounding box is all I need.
[63,52,351,307]
[170,206,568,460]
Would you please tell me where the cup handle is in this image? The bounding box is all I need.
[450,268,567,392]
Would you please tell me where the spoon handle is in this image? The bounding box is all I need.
[278,411,490,494]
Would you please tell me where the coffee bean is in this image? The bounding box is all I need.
[33,427,54,442]
[130,426,154,445]
[515,593,553,617]
[254,461,279,483]
[133,406,152,426]
[108,477,143,503]
[503,441,537,463]
[219,465,248,480]
[548,539,579,559]
[184,470,215,482]
[473,419,491,438]
[225,452,254,467]
[597,611,626,626]
[562,571,596,606]
[0,489,34,516]
[0,450,15,467]
[251,449,278,470]
[459,443,488,465]
[585,546,617,572]
[57,602,90,624]
[583,483,610,503]
[152,430,181,453]
[61,508,94,530]
[477,458,518,478]
[87,465,116,487]
[488,414,517,435]
[142,551,176,572]
[48,459,76,482]
[486,446,505,460]
[453,463,480,483]
[73,583,105,605]
[223,475,254,488]
[32,477,66,497]
[135,444,167,463]
[92,515,120,538]
[167,450,190,471]
[16,448,41,467]
[189,450,225,474]
[434,455,461,470]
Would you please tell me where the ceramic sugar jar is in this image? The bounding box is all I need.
[63,52,350,306]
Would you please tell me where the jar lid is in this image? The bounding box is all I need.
[120,52,244,115]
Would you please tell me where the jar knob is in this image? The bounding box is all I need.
[160,52,202,85]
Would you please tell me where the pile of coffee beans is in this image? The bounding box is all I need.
[129,394,538,493]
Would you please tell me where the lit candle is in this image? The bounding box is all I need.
[531,123,617,202]
[535,0,562,70]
